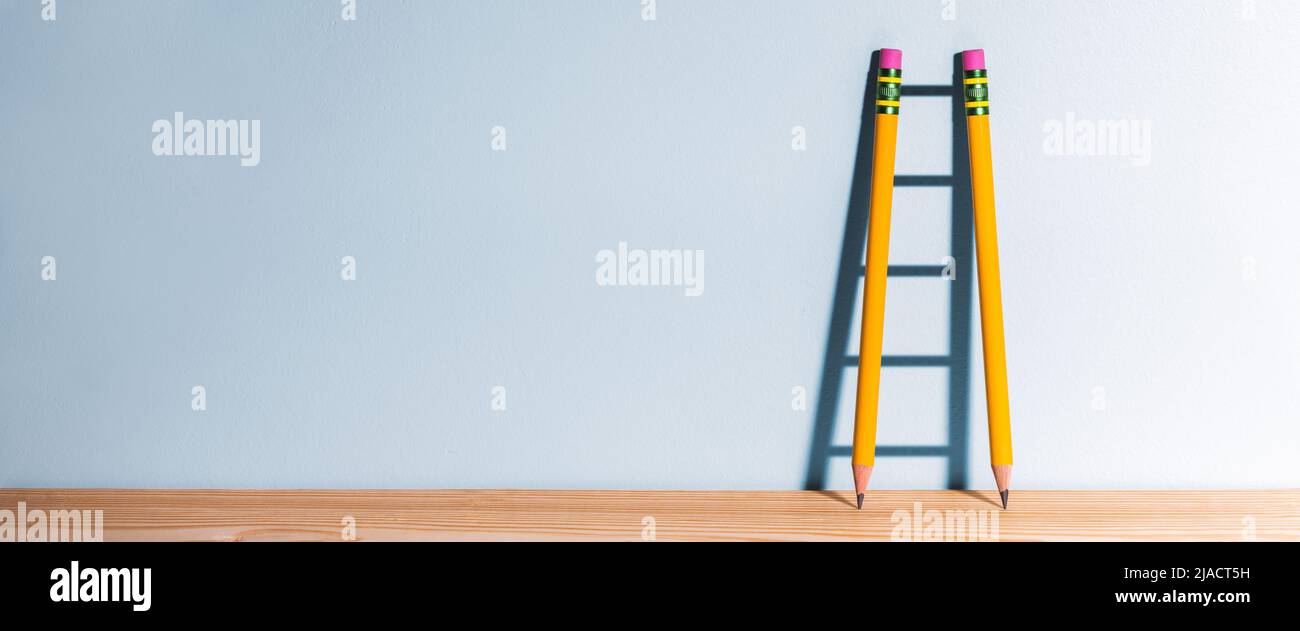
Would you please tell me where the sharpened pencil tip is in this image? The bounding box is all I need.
[999,489,1009,510]
[856,493,864,510]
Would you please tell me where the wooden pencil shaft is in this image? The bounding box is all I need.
[964,67,1013,467]
[851,109,899,468]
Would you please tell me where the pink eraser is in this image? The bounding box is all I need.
[962,49,986,71]
[879,48,902,70]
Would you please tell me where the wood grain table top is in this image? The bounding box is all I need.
[2,489,1296,542]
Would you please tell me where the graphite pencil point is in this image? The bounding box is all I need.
[856,493,864,510]
[1000,489,1009,510]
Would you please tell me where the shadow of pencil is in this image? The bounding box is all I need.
[944,51,975,492]
[802,50,880,492]
[802,52,976,493]
[954,489,1001,509]
[810,490,856,509]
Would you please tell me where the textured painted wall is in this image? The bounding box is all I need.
[2,0,1297,489]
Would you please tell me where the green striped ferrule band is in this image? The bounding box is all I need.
[963,69,988,116]
[875,68,901,115]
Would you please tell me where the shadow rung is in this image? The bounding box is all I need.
[863,264,948,277]
[895,174,954,187]
[899,85,953,97]
[844,355,951,368]
[828,445,952,457]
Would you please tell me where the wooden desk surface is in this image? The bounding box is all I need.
[2,489,1296,542]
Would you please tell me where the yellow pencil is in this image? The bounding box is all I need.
[961,49,1014,509]
[850,49,902,510]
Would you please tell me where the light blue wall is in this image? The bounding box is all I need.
[3,1,1297,489]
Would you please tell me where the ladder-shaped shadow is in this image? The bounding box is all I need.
[804,52,975,490]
